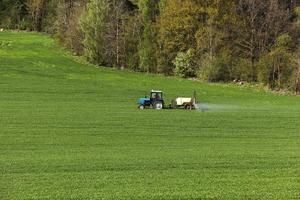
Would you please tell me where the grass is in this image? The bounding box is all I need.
[1,31,300,200]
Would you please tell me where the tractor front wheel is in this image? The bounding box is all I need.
[153,102,163,110]
[139,105,145,110]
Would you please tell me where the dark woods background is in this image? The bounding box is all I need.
[1,0,300,92]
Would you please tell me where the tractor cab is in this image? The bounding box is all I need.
[138,90,165,110]
[150,90,163,102]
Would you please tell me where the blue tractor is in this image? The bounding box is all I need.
[138,90,165,110]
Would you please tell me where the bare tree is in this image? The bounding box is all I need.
[104,0,126,68]
[235,0,289,81]
[28,0,47,31]
[56,0,87,54]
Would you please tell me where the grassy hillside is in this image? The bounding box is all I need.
[1,31,300,200]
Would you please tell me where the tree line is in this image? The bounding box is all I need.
[1,0,300,92]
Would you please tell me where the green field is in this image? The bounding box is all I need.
[1,31,300,200]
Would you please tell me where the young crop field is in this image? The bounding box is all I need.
[1,32,300,200]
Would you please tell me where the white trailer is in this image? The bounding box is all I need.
[170,91,197,110]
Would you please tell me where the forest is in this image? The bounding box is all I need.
[1,0,300,92]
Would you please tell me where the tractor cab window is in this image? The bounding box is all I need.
[151,92,162,99]
[151,93,155,99]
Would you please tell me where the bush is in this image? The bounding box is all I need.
[173,49,196,78]
[231,58,254,82]
[197,51,231,82]
[257,34,294,89]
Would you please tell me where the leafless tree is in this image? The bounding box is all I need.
[235,0,289,81]
[28,0,47,31]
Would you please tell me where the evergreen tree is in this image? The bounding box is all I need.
[0,0,29,29]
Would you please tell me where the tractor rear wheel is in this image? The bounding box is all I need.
[153,102,163,110]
